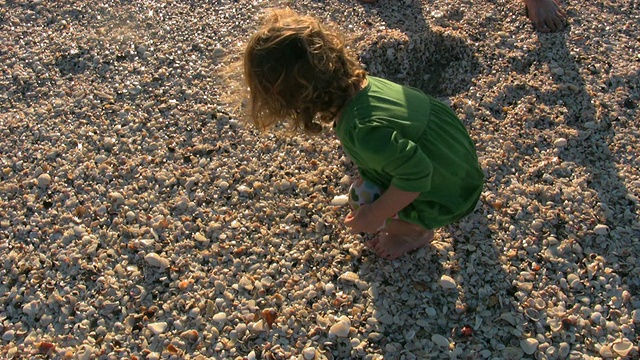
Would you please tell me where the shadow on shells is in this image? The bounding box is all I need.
[355,28,479,97]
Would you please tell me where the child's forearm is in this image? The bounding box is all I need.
[368,185,420,222]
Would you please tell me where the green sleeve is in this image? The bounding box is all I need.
[352,124,433,193]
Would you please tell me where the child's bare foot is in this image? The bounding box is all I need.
[524,0,567,33]
[369,229,434,260]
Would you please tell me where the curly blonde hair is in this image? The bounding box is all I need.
[244,8,366,134]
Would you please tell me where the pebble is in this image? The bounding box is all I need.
[36,173,51,187]
[2,330,15,341]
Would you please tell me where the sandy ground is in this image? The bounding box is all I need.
[0,0,639,359]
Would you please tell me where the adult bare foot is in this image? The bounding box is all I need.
[524,0,567,32]
[371,229,434,260]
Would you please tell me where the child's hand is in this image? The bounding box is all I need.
[344,204,384,234]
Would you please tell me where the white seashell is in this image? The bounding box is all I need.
[598,344,614,358]
[594,224,609,235]
[302,347,317,360]
[521,338,539,355]
[238,276,254,290]
[212,312,227,323]
[554,138,568,148]
[612,339,633,357]
[438,275,457,289]
[431,334,449,347]
[144,253,170,269]
[330,195,349,206]
[328,318,351,338]
[147,322,168,335]
[193,233,208,243]
[338,271,360,283]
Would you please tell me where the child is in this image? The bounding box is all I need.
[242,9,484,259]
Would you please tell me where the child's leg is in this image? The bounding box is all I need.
[348,179,434,259]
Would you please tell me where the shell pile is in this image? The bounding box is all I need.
[1,0,638,359]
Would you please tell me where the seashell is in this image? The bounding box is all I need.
[330,195,349,206]
[302,347,317,360]
[598,344,614,358]
[328,317,351,338]
[438,275,457,289]
[338,271,360,283]
[502,346,524,360]
[554,138,568,148]
[521,338,539,355]
[611,338,633,357]
[593,224,609,235]
[524,308,540,321]
[212,312,227,323]
[180,330,199,342]
[144,253,170,269]
[431,334,449,347]
[147,322,168,335]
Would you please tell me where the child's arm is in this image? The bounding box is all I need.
[345,185,419,233]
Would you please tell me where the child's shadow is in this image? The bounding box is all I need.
[355,206,522,357]
[353,1,479,97]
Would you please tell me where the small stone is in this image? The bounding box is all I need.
[438,275,457,289]
[144,253,170,269]
[37,173,52,187]
[147,322,167,335]
[95,154,108,164]
[109,192,125,206]
[2,330,15,341]
[368,332,384,342]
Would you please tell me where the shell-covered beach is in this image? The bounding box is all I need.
[0,0,639,359]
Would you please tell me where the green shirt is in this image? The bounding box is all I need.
[335,76,484,229]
